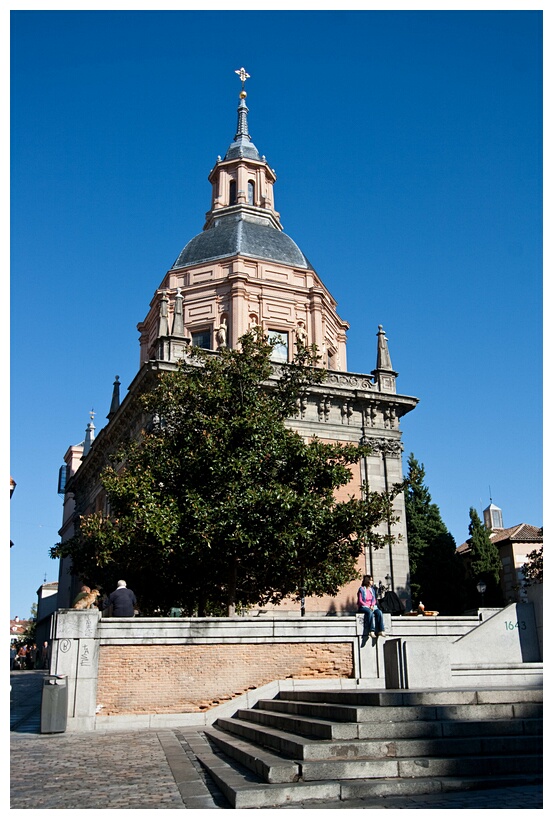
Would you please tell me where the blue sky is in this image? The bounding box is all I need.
[8,8,543,619]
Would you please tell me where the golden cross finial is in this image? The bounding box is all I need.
[235,67,250,91]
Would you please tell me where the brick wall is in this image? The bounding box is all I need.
[97,641,354,715]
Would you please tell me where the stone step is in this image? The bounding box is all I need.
[193,744,340,809]
[257,697,368,723]
[256,699,542,739]
[281,686,542,708]
[195,740,542,809]
[339,772,543,802]
[308,733,542,762]
[203,726,300,783]
[300,753,542,781]
[235,707,359,740]
[201,686,542,806]
[242,707,542,749]
[287,701,543,723]
[215,716,309,759]
[279,702,543,725]
[216,715,542,764]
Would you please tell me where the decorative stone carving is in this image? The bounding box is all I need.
[317,396,331,422]
[295,395,309,419]
[365,403,378,428]
[171,288,185,337]
[157,291,169,338]
[296,321,307,347]
[340,401,354,424]
[326,374,374,390]
[216,318,228,349]
[367,437,403,458]
[381,404,398,430]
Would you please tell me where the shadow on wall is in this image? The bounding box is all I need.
[327,596,356,615]
[394,586,410,611]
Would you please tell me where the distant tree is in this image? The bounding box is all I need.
[52,330,403,616]
[521,546,543,586]
[466,507,504,607]
[404,454,466,614]
[21,604,37,645]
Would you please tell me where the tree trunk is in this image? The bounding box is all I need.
[197,592,207,618]
[227,558,238,617]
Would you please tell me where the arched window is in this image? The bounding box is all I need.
[248,180,255,205]
[229,180,236,206]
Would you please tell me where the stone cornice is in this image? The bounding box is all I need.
[66,357,417,515]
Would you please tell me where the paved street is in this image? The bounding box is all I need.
[10,670,543,810]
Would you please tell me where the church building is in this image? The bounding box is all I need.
[56,70,418,614]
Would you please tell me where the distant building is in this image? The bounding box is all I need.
[483,502,503,530]
[35,582,59,648]
[10,616,29,644]
[457,502,542,603]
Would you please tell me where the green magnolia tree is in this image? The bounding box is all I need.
[52,331,402,616]
[404,454,466,614]
[466,507,504,607]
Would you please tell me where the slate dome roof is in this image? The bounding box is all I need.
[172,213,313,271]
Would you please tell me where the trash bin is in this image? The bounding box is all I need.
[41,675,68,733]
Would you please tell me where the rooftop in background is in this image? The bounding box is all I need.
[10,619,30,638]
[457,523,543,554]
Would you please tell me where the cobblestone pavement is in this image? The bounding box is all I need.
[10,671,543,810]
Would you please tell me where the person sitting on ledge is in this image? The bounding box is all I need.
[104,580,137,618]
[72,585,90,607]
[357,574,386,639]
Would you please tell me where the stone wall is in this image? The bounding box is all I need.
[51,608,541,732]
[51,610,371,730]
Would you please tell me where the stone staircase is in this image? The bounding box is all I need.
[193,686,543,808]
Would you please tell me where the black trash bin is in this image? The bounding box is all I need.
[41,675,68,733]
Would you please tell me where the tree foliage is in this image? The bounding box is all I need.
[17,604,37,647]
[466,507,504,607]
[52,331,403,615]
[404,453,466,614]
[521,546,543,586]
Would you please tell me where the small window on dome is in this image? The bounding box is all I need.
[229,180,237,206]
[248,180,255,205]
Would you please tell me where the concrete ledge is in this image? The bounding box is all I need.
[451,603,540,664]
[384,638,452,689]
[98,615,360,644]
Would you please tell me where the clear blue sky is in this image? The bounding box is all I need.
[9,9,543,619]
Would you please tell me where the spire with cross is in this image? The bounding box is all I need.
[235,66,250,95]
[226,67,258,159]
[83,409,96,456]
